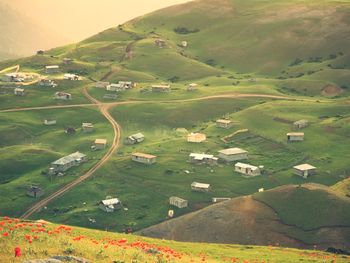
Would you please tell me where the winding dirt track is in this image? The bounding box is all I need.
[18,91,294,219]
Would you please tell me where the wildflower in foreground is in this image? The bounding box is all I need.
[14,247,21,257]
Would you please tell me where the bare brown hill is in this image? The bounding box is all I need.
[137,184,350,250]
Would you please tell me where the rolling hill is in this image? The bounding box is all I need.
[138,184,350,250]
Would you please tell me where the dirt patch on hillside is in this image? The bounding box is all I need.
[321,85,343,97]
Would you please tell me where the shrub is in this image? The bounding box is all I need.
[173,27,200,34]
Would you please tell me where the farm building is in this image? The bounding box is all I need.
[287,132,304,142]
[191,182,211,192]
[118,81,135,89]
[155,39,166,47]
[95,81,110,88]
[293,164,316,178]
[189,153,218,165]
[39,78,57,87]
[99,198,122,213]
[2,73,19,82]
[64,127,76,135]
[125,133,145,145]
[187,133,206,143]
[107,83,125,92]
[54,92,71,100]
[234,162,261,177]
[26,186,44,198]
[50,152,87,172]
[131,152,157,165]
[103,94,118,100]
[216,119,234,129]
[152,84,171,92]
[43,119,57,126]
[169,197,188,208]
[94,139,107,150]
[45,65,60,74]
[212,197,231,203]
[218,148,248,162]
[82,123,94,133]
[294,119,309,129]
[64,73,80,81]
[63,58,73,64]
[14,88,25,96]
[187,83,198,91]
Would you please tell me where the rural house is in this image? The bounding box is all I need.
[287,132,304,142]
[14,88,25,96]
[99,198,122,213]
[131,152,157,165]
[218,148,248,162]
[212,197,231,203]
[169,196,188,208]
[187,133,206,143]
[94,139,107,150]
[63,58,73,65]
[2,73,20,82]
[82,123,94,133]
[64,73,80,81]
[294,119,309,129]
[118,81,135,89]
[107,83,125,92]
[293,164,316,178]
[95,81,110,88]
[26,186,44,198]
[189,153,218,165]
[125,133,145,145]
[191,182,211,192]
[152,84,171,92]
[39,78,57,87]
[187,83,198,91]
[65,127,76,135]
[50,152,87,172]
[216,119,234,129]
[155,39,166,47]
[45,65,60,74]
[43,119,57,126]
[235,162,261,177]
[54,92,72,100]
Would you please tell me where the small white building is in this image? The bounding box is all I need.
[169,196,188,208]
[125,133,145,145]
[64,73,80,81]
[54,92,72,100]
[187,133,206,143]
[94,139,107,150]
[43,119,57,126]
[294,119,309,129]
[235,162,261,177]
[118,81,135,89]
[189,153,218,166]
[181,41,188,47]
[39,78,57,87]
[187,83,198,91]
[191,182,211,192]
[216,119,234,129]
[14,88,25,96]
[50,152,87,172]
[212,197,231,203]
[287,132,304,142]
[99,198,121,213]
[293,164,316,178]
[95,81,110,88]
[218,148,248,162]
[45,65,60,74]
[82,123,94,133]
[152,84,171,93]
[107,83,125,92]
[131,152,157,165]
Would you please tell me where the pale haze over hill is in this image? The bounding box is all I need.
[0,0,188,60]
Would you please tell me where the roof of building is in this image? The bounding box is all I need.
[191,182,210,188]
[95,139,107,145]
[51,152,86,166]
[189,153,216,160]
[101,198,120,206]
[235,162,259,170]
[64,73,79,78]
[131,133,145,139]
[14,88,25,92]
[218,147,247,155]
[293,163,316,171]
[187,133,206,141]
[294,119,308,124]
[287,132,304,136]
[152,84,171,89]
[189,83,198,87]
[55,92,71,96]
[216,119,233,124]
[169,196,187,202]
[46,65,59,69]
[82,123,94,128]
[27,186,43,193]
[132,152,157,159]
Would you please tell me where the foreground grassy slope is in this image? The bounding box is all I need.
[0,217,348,263]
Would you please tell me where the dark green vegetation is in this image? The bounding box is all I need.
[0,0,349,252]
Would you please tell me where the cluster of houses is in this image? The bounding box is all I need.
[1,73,33,83]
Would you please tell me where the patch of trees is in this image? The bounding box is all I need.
[173,27,200,34]
[205,59,216,66]
[168,76,180,83]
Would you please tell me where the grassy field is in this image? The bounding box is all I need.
[0,217,348,263]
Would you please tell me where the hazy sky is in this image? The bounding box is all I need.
[4,0,190,42]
